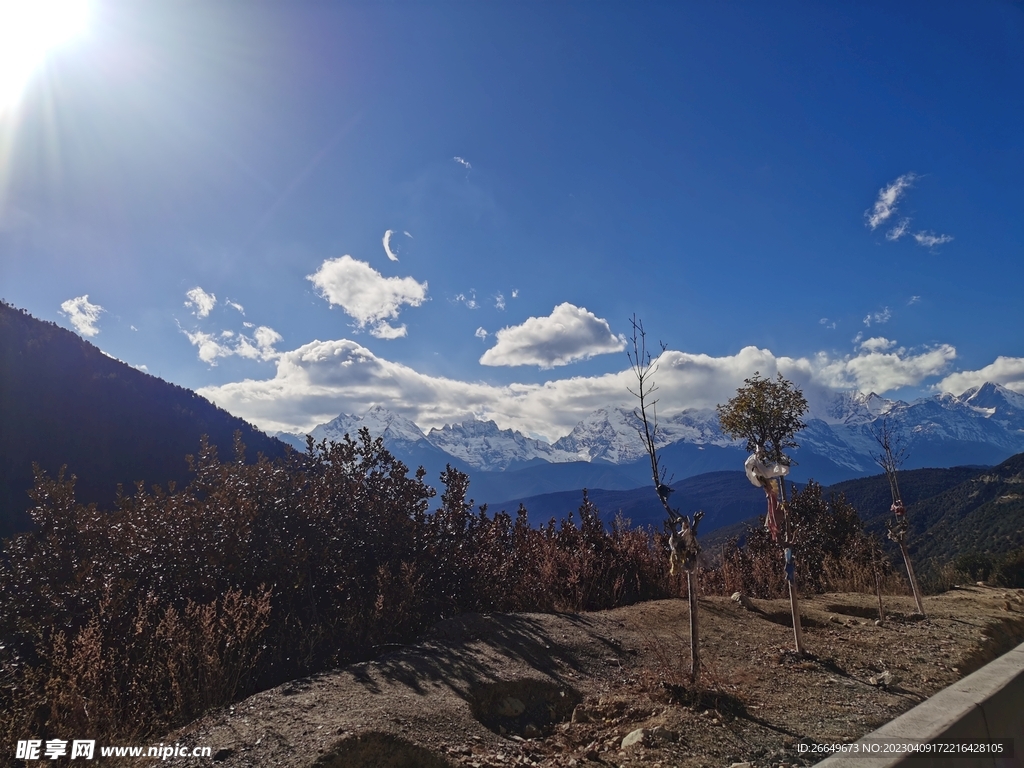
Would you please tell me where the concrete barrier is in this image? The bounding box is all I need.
[814,641,1024,768]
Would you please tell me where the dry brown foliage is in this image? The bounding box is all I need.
[0,432,672,745]
[0,433,916,747]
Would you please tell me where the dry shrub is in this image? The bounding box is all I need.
[709,482,899,600]
[1,432,674,745]
[32,587,270,742]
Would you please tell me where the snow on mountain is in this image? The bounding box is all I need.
[425,418,577,471]
[271,430,308,451]
[959,382,1024,430]
[817,390,899,426]
[552,406,740,464]
[551,407,648,463]
[306,405,428,449]
[890,390,1024,450]
[278,383,1024,485]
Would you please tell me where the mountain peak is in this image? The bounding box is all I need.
[819,390,896,425]
[958,381,1024,422]
[311,407,427,446]
[426,417,576,471]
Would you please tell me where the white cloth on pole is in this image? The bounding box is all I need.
[744,452,790,488]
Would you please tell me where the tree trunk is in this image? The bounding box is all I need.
[875,571,886,623]
[788,578,805,655]
[899,540,925,616]
[687,567,700,684]
[779,477,804,655]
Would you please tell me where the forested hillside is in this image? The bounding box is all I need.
[702,465,987,553]
[826,465,987,534]
[0,302,288,537]
[910,453,1024,562]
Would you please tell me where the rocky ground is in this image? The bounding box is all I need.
[163,586,1024,768]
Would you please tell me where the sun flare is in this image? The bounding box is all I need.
[0,0,90,110]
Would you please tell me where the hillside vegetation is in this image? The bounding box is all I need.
[0,433,668,744]
[1,426,913,747]
[0,302,289,537]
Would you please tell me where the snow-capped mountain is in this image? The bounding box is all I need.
[426,419,577,471]
[819,390,898,426]
[552,406,737,464]
[959,382,1024,429]
[282,383,1024,491]
[277,405,431,453]
[311,405,428,447]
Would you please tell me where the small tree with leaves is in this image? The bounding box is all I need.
[871,415,925,615]
[718,372,809,654]
[627,316,704,684]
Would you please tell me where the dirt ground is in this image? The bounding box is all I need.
[163,586,1024,768]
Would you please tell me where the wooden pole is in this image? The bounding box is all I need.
[780,477,805,655]
[687,568,699,684]
[899,540,925,616]
[787,554,805,655]
[875,571,886,623]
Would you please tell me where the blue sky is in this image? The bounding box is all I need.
[1,1,1022,440]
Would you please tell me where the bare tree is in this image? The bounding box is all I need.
[718,372,808,655]
[627,316,703,684]
[871,415,925,616]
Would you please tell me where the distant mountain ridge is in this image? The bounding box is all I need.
[278,383,1024,505]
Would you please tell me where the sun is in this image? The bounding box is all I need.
[0,0,90,111]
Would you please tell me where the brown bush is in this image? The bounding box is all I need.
[0,432,673,745]
[710,482,897,599]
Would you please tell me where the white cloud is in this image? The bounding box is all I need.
[453,291,478,310]
[307,255,428,338]
[403,231,413,238]
[475,327,488,341]
[860,336,897,353]
[863,307,892,327]
[865,173,916,230]
[226,300,245,314]
[512,289,519,298]
[494,292,506,311]
[885,218,911,241]
[453,156,472,170]
[937,357,1024,396]
[370,322,407,340]
[815,341,956,393]
[185,287,217,318]
[383,229,399,262]
[60,295,104,337]
[819,318,836,330]
[184,325,282,366]
[913,231,954,248]
[908,296,921,305]
[480,303,627,369]
[196,337,722,438]
[184,330,233,364]
[254,326,283,350]
[197,334,967,440]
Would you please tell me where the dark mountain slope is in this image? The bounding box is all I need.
[700,464,989,554]
[910,453,1024,562]
[493,470,766,534]
[0,302,289,537]
[825,465,987,534]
